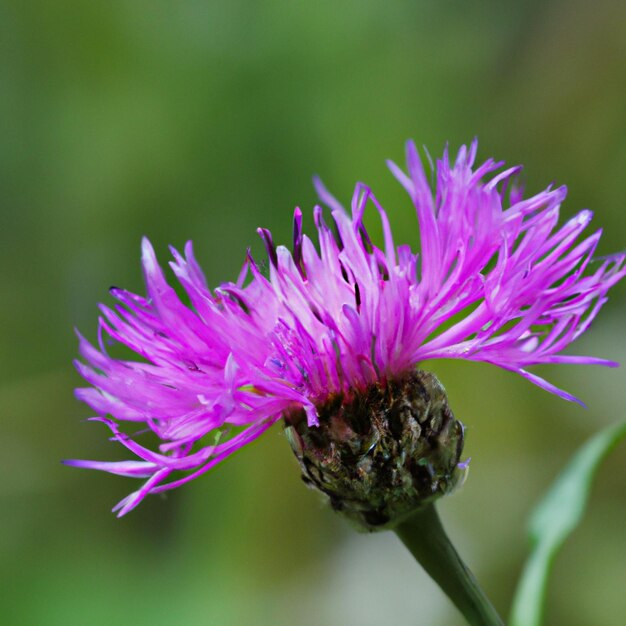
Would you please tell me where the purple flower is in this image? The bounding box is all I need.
[67,141,625,516]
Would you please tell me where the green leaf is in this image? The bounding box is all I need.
[509,420,626,626]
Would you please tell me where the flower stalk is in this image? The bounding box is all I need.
[395,504,504,626]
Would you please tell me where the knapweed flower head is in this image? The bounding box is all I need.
[68,140,625,521]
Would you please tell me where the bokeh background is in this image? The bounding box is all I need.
[1,1,625,624]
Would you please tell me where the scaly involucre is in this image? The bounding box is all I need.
[68,141,625,515]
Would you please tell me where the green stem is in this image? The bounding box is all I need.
[395,504,505,626]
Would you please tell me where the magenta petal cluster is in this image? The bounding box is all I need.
[67,141,625,515]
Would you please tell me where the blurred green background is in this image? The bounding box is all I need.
[1,1,625,625]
